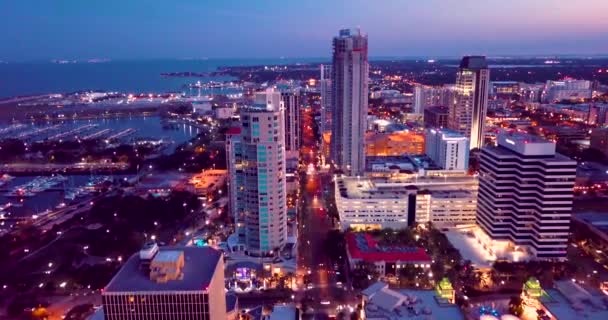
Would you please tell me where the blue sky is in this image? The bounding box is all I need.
[1,0,607,61]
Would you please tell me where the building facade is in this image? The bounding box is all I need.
[235,106,288,255]
[476,132,577,260]
[335,175,478,230]
[591,128,608,158]
[331,28,369,176]
[278,88,301,154]
[448,56,490,150]
[320,64,333,136]
[424,106,449,128]
[425,128,469,171]
[102,246,227,320]
[365,131,425,156]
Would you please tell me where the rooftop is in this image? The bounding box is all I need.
[542,285,608,320]
[104,246,222,293]
[347,233,431,263]
[460,56,488,69]
[363,283,464,320]
[336,175,477,200]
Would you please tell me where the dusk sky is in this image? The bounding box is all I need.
[1,0,607,61]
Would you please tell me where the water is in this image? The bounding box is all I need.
[0,116,200,225]
[0,116,200,154]
[0,174,129,226]
[0,58,328,98]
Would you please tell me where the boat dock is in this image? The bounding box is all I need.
[106,128,137,141]
[82,128,111,140]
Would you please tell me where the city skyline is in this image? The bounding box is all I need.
[1,0,608,61]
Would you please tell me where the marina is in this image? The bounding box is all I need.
[0,115,200,153]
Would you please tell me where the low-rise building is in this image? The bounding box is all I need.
[362,282,463,320]
[335,175,478,230]
[365,131,425,156]
[347,233,431,276]
[189,169,227,195]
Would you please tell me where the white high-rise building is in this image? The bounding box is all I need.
[477,132,577,260]
[449,56,490,150]
[425,128,470,171]
[331,28,368,176]
[320,64,333,135]
[233,105,288,256]
[254,88,282,112]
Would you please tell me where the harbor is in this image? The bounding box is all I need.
[0,115,200,153]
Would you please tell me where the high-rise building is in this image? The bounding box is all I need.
[102,244,227,320]
[448,56,490,150]
[226,127,245,246]
[320,64,333,136]
[424,106,449,128]
[476,132,576,260]
[278,88,301,154]
[234,105,288,255]
[254,88,282,112]
[590,128,608,158]
[425,128,469,171]
[414,85,454,115]
[331,28,369,176]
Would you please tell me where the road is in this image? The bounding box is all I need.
[296,109,356,318]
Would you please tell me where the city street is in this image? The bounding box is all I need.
[296,109,356,317]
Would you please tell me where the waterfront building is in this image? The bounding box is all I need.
[335,175,478,230]
[424,106,449,128]
[448,56,490,150]
[331,28,369,176]
[476,132,577,260]
[425,128,469,171]
[234,106,288,255]
[365,130,425,156]
[102,245,227,320]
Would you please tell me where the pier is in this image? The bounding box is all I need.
[82,128,111,140]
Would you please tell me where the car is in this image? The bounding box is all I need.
[307,283,314,290]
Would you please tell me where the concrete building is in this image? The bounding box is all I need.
[278,88,301,158]
[543,79,592,103]
[365,130,425,156]
[590,128,608,158]
[477,132,577,260]
[320,64,332,136]
[413,85,453,115]
[226,127,244,244]
[448,56,490,150]
[362,282,463,320]
[346,233,431,276]
[331,28,369,176]
[234,106,288,256]
[425,128,469,171]
[215,106,235,119]
[335,175,478,230]
[424,106,449,128]
[102,245,227,320]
